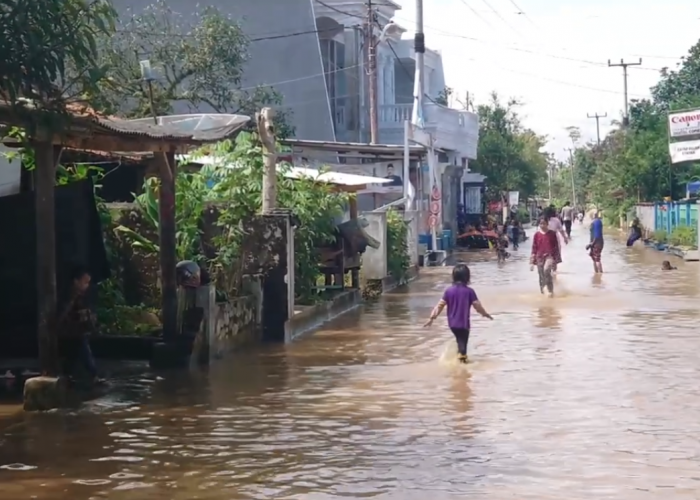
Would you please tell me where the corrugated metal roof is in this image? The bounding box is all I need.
[179,155,392,187]
[0,102,251,144]
[280,138,431,155]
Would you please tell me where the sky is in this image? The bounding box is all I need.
[392,0,700,159]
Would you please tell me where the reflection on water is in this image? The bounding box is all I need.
[3,224,700,499]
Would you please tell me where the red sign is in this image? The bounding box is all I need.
[488,201,502,212]
[430,201,441,215]
[428,215,438,227]
[431,185,441,201]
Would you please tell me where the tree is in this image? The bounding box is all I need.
[0,0,116,121]
[89,1,294,136]
[435,86,454,106]
[469,93,548,200]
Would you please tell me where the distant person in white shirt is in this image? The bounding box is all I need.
[546,206,568,272]
[560,201,574,238]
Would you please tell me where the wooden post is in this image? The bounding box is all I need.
[158,151,178,341]
[257,108,277,213]
[34,139,62,375]
[349,196,359,288]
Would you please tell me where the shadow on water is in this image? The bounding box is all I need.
[3,223,700,498]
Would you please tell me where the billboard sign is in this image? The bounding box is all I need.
[669,109,700,138]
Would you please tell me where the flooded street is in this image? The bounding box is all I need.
[3,222,700,499]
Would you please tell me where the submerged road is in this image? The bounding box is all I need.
[2,222,700,499]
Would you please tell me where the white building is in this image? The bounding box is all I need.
[315,0,478,164]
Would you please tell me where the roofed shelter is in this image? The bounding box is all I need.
[0,102,250,376]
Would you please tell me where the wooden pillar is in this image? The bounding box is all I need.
[34,141,62,375]
[158,151,178,341]
[349,196,359,288]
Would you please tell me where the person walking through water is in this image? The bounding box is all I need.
[510,216,520,250]
[561,201,574,239]
[627,217,643,247]
[424,263,493,363]
[545,206,567,273]
[587,210,604,273]
[530,217,560,297]
[57,265,105,385]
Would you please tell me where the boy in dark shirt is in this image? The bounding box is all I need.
[57,265,103,384]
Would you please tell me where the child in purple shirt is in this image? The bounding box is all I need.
[424,263,493,363]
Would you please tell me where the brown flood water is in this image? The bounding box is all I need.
[3,222,700,499]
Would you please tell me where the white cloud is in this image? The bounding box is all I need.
[393,0,700,158]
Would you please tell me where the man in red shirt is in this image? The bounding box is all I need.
[530,217,560,297]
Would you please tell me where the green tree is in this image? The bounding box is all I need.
[469,93,548,201]
[89,0,294,136]
[0,0,116,120]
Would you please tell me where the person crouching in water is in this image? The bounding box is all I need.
[662,260,677,270]
[530,217,560,297]
[57,265,104,385]
[495,224,510,263]
[424,263,493,363]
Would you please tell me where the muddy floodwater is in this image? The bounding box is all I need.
[2,222,700,499]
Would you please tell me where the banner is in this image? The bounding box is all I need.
[669,109,700,138]
[507,191,519,208]
[669,139,700,163]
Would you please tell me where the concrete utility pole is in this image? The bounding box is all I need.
[607,59,641,127]
[587,112,607,145]
[366,0,379,143]
[257,107,277,213]
[566,147,576,207]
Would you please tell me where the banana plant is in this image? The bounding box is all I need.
[115,174,205,261]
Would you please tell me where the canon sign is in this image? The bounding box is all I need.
[669,109,700,138]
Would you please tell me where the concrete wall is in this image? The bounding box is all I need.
[404,210,419,266]
[211,295,259,358]
[110,0,335,141]
[635,204,655,234]
[361,212,387,280]
[190,284,260,364]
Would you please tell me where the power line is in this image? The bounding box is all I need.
[316,0,364,19]
[586,112,608,145]
[392,14,665,72]
[608,58,642,126]
[477,0,524,39]
[457,0,496,29]
[506,0,538,28]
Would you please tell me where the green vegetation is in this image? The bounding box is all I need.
[468,93,550,203]
[386,209,410,282]
[551,39,700,225]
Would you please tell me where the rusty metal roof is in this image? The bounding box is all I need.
[0,101,251,145]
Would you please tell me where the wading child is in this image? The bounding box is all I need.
[57,265,104,385]
[530,217,560,297]
[423,263,493,363]
[495,225,510,263]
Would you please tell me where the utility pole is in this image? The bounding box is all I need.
[607,58,641,127]
[566,148,576,207]
[366,0,378,143]
[587,112,607,145]
[258,108,277,213]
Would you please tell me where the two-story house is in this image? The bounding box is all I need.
[110,0,479,244]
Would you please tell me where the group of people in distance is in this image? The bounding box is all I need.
[426,203,605,364]
[531,203,604,297]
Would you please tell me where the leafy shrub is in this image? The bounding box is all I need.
[386,209,410,281]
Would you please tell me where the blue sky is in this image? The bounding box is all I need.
[393,0,700,158]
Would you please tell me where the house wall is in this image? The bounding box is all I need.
[110,0,335,141]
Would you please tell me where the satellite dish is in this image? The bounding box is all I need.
[127,113,250,136]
